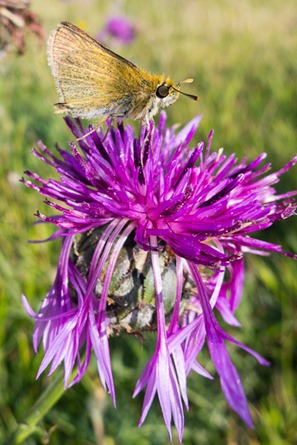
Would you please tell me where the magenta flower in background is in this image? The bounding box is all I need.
[22,113,297,441]
[97,16,136,45]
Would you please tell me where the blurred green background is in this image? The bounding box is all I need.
[0,0,297,444]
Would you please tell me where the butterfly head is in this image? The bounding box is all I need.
[155,77,199,108]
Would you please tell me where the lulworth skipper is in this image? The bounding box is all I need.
[47,21,199,126]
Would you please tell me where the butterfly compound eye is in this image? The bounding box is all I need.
[156,84,170,98]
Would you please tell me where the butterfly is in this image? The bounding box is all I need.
[47,21,198,127]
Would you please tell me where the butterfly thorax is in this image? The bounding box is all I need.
[127,72,180,123]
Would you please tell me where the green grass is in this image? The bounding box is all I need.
[1,0,297,443]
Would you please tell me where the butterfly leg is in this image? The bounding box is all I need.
[76,117,108,141]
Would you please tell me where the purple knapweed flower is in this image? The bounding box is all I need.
[97,16,136,45]
[22,113,297,441]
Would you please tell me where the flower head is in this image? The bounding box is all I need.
[22,113,297,441]
[97,16,136,45]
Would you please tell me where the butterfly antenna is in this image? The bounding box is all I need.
[171,85,199,101]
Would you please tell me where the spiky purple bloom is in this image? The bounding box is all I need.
[97,16,136,45]
[22,113,297,441]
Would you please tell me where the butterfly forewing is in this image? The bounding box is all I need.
[47,21,152,120]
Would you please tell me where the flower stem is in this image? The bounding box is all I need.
[4,368,71,445]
